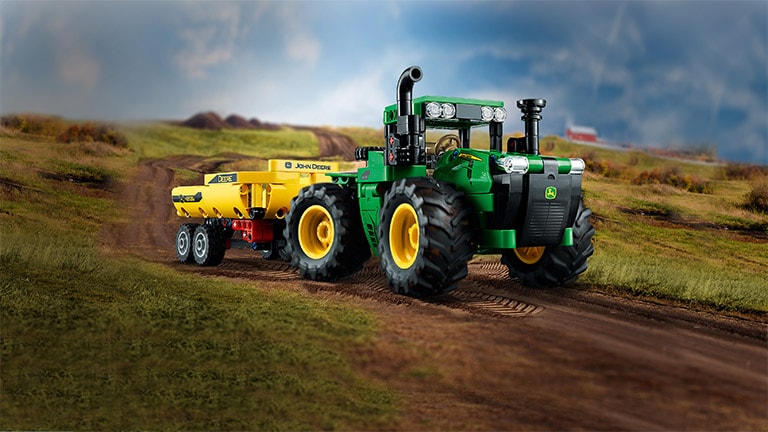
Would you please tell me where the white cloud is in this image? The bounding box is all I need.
[276,3,321,67]
[57,47,101,91]
[47,12,102,91]
[174,2,245,79]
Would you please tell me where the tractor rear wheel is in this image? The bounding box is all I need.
[192,224,226,266]
[175,223,199,263]
[502,199,594,287]
[283,183,371,281]
[378,177,474,297]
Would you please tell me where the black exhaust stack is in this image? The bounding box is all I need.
[517,98,546,155]
[387,66,425,166]
[397,66,422,117]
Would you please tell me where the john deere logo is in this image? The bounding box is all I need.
[545,186,557,200]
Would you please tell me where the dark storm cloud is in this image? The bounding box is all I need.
[1,0,765,164]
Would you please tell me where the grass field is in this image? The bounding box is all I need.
[122,123,319,160]
[0,122,397,430]
[1,118,767,427]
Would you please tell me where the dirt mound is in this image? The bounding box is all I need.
[249,117,281,130]
[182,112,282,131]
[182,112,229,130]
[315,130,357,160]
[224,114,253,129]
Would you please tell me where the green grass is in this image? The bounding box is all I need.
[121,123,319,159]
[583,214,768,311]
[0,230,396,430]
[571,138,768,312]
[0,126,397,430]
[329,126,383,148]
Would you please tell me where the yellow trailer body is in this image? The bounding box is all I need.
[172,159,339,220]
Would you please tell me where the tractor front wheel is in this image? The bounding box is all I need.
[502,199,594,287]
[284,183,371,281]
[378,177,474,297]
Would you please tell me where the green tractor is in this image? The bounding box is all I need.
[283,66,594,297]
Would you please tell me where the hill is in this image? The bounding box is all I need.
[180,111,280,131]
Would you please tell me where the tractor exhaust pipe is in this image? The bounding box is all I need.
[517,98,546,155]
[397,66,423,116]
[387,66,425,166]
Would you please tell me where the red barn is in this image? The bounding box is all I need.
[566,125,598,143]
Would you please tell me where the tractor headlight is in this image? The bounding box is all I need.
[425,102,442,119]
[497,155,529,174]
[441,103,456,119]
[493,107,507,122]
[480,106,494,122]
[569,158,585,175]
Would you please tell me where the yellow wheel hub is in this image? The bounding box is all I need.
[298,205,334,259]
[514,246,546,265]
[390,203,420,269]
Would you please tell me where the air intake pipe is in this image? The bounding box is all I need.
[517,98,546,155]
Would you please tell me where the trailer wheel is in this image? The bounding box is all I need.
[378,177,474,297]
[284,183,371,281]
[175,223,198,263]
[502,199,594,287]
[192,224,226,266]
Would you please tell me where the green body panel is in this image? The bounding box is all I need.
[350,150,427,254]
[526,157,572,175]
[478,227,574,251]
[344,147,579,254]
[328,171,356,182]
[560,228,574,246]
[480,229,517,249]
[433,148,494,194]
[433,148,574,181]
[355,150,427,184]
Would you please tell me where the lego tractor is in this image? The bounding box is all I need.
[171,66,594,297]
[282,66,594,296]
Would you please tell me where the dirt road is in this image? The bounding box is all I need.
[103,154,767,431]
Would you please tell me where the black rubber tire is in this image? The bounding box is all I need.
[283,183,371,281]
[175,223,198,264]
[378,177,475,297]
[502,199,595,287]
[192,224,226,266]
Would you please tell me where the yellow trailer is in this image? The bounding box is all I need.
[171,159,339,266]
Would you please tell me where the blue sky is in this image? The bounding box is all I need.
[1,0,766,164]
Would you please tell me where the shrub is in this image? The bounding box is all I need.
[1,114,66,136]
[581,152,625,178]
[57,122,128,148]
[723,163,768,181]
[632,167,713,194]
[540,137,556,153]
[744,183,768,214]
